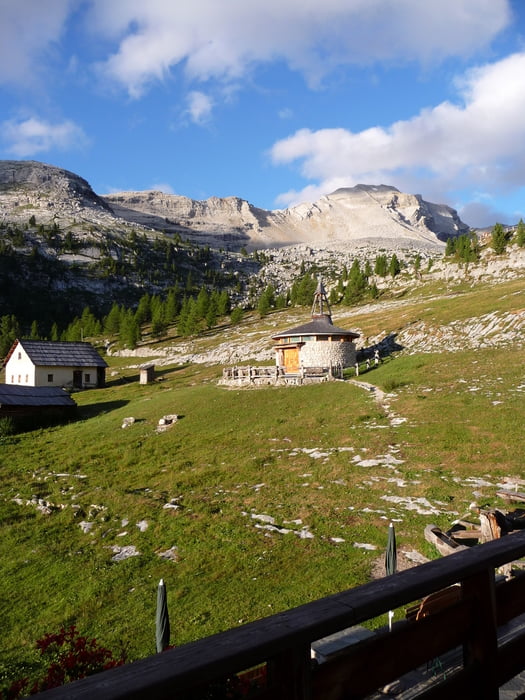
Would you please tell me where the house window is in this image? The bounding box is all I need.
[84,373,91,384]
[11,375,14,383]
[18,352,21,360]
[25,375,28,383]
[48,374,53,383]
[18,375,21,382]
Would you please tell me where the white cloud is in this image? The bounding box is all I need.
[270,52,525,217]
[278,108,294,120]
[186,91,214,125]
[0,0,73,86]
[458,201,509,228]
[150,182,175,194]
[87,0,511,96]
[2,117,88,157]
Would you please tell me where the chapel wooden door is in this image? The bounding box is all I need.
[283,348,300,374]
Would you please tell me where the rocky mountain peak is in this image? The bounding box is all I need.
[0,160,111,214]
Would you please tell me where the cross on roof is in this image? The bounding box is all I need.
[311,278,332,321]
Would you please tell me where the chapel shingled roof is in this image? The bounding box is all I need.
[272,315,359,340]
[0,384,77,407]
[3,340,108,368]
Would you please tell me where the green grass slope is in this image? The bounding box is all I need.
[1,277,525,689]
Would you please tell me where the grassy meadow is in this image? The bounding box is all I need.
[1,276,525,689]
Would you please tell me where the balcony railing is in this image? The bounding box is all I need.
[37,530,525,699]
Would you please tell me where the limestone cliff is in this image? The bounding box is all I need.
[103,184,468,252]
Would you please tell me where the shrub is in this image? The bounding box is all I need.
[2,626,125,698]
[0,417,14,441]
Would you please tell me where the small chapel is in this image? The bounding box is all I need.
[272,280,359,376]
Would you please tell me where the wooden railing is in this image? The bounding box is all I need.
[37,531,525,699]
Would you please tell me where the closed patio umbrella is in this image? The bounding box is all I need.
[156,578,170,652]
[385,523,397,631]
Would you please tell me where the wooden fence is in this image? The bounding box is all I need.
[221,364,343,385]
[36,531,525,699]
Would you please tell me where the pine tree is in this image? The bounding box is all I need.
[230,307,244,325]
[195,287,210,321]
[455,233,479,262]
[389,253,401,278]
[0,315,20,357]
[135,294,151,326]
[121,310,141,348]
[258,285,275,317]
[205,296,218,329]
[374,254,388,277]
[184,299,199,336]
[64,318,83,342]
[30,320,40,340]
[151,301,167,337]
[217,290,230,317]
[165,288,180,322]
[515,219,525,247]
[445,237,456,256]
[491,223,509,254]
[177,297,190,336]
[344,260,368,305]
[104,303,122,335]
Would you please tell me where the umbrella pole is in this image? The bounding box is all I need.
[156,578,171,653]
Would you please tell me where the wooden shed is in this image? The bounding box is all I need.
[0,383,77,420]
[140,364,155,385]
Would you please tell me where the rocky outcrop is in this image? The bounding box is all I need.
[0,160,112,221]
[105,191,267,248]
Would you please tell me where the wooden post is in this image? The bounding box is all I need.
[479,511,512,578]
[461,568,499,698]
[479,511,501,543]
[267,645,312,700]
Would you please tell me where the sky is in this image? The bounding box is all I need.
[1,0,525,228]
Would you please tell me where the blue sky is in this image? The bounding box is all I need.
[1,0,525,228]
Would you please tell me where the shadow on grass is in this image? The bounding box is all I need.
[104,364,190,387]
[78,400,129,420]
[358,332,405,361]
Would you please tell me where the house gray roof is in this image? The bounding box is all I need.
[7,340,108,368]
[272,314,359,340]
[0,384,77,407]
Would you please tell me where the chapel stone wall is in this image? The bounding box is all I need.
[300,340,355,368]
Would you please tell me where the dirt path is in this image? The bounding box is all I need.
[349,379,407,428]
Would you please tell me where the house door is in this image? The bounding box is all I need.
[283,348,300,374]
[73,370,82,389]
[97,367,105,388]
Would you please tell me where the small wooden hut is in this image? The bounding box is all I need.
[272,280,359,375]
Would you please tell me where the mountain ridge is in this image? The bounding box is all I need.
[103,183,468,252]
[0,160,468,252]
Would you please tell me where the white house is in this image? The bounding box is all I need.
[3,339,107,389]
